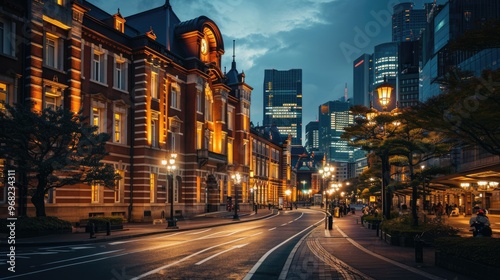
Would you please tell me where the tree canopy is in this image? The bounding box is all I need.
[0,104,120,217]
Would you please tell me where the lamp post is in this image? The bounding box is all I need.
[252,185,258,213]
[161,152,178,229]
[319,165,335,210]
[369,75,395,220]
[231,172,241,220]
[285,189,292,210]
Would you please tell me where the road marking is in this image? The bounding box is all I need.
[109,232,184,245]
[187,228,212,235]
[269,227,277,231]
[324,230,331,237]
[131,237,247,279]
[42,249,125,266]
[195,243,249,265]
[245,218,324,280]
[335,225,446,280]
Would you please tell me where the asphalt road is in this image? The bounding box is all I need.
[1,210,324,280]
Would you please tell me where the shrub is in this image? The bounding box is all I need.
[380,215,459,244]
[0,216,72,237]
[435,237,500,268]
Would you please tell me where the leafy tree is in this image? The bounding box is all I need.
[415,69,500,156]
[0,104,120,217]
[343,105,402,220]
[386,110,454,226]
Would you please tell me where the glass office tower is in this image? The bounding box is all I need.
[263,69,303,145]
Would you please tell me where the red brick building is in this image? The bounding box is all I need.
[0,0,291,222]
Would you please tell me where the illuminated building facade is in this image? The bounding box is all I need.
[263,69,303,145]
[0,0,288,222]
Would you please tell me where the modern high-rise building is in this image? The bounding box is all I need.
[421,0,500,101]
[318,100,361,163]
[352,54,372,107]
[263,69,303,145]
[392,2,428,42]
[304,121,319,153]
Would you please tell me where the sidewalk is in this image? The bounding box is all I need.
[284,210,477,280]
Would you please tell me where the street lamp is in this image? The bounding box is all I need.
[161,152,178,229]
[231,172,241,220]
[285,189,292,210]
[368,76,395,220]
[252,185,258,213]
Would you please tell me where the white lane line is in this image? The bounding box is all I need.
[109,232,184,245]
[42,249,124,266]
[195,243,249,265]
[335,225,445,280]
[324,229,331,237]
[244,218,324,280]
[187,229,212,235]
[131,237,247,279]
[269,227,277,231]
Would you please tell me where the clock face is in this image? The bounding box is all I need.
[201,38,208,55]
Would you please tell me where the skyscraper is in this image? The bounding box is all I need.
[352,54,372,107]
[263,69,303,145]
[318,100,359,163]
[305,120,319,153]
[392,2,428,42]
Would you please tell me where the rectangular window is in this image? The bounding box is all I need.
[115,170,124,203]
[45,86,62,110]
[196,90,202,112]
[114,58,127,91]
[228,138,233,165]
[205,95,212,121]
[228,106,234,131]
[92,103,106,133]
[92,49,106,83]
[45,34,62,70]
[151,113,159,147]
[0,82,7,110]
[91,183,100,203]
[196,123,203,150]
[46,37,56,67]
[170,87,180,109]
[0,19,15,56]
[114,113,121,143]
[150,173,156,203]
[151,69,159,99]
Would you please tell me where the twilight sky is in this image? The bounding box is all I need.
[87,0,442,135]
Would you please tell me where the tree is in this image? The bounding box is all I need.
[387,109,454,226]
[416,69,500,156]
[0,104,120,217]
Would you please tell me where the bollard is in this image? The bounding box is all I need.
[89,222,96,239]
[328,215,333,230]
[106,221,111,236]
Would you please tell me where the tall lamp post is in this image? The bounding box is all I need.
[367,76,395,220]
[231,172,241,220]
[285,189,292,210]
[162,152,178,229]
